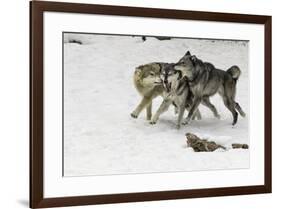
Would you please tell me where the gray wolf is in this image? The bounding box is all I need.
[131,62,167,120]
[149,63,202,129]
[175,51,246,126]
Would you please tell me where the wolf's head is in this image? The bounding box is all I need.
[160,63,183,92]
[134,63,162,88]
[175,51,198,81]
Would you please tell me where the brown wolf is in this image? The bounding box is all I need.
[131,62,166,120]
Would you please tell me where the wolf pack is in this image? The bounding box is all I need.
[131,51,246,129]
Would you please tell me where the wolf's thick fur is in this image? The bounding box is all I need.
[149,63,201,129]
[175,51,246,126]
[131,62,166,120]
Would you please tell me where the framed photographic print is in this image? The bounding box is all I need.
[30,0,272,208]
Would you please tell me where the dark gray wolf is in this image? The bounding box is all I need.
[175,51,246,126]
[149,61,222,128]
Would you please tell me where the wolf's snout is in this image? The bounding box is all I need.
[154,78,162,85]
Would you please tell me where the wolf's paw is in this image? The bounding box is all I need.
[149,120,157,125]
[130,112,138,118]
[182,119,189,125]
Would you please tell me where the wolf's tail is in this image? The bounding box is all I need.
[227,65,241,81]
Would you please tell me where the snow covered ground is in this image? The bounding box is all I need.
[63,33,249,177]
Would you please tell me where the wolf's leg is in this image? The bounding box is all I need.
[182,97,202,125]
[222,96,238,126]
[131,97,151,118]
[146,102,152,120]
[235,102,246,117]
[228,82,245,117]
[185,99,201,120]
[223,83,240,125]
[176,104,186,129]
[194,109,202,120]
[202,97,220,119]
[187,107,201,120]
[150,99,172,124]
[173,102,179,114]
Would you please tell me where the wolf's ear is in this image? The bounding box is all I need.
[190,55,197,66]
[153,63,162,72]
[135,67,142,76]
[185,51,191,56]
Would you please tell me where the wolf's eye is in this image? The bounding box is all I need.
[149,72,155,76]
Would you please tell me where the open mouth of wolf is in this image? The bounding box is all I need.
[154,81,162,85]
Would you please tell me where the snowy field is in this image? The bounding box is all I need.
[63,33,249,176]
